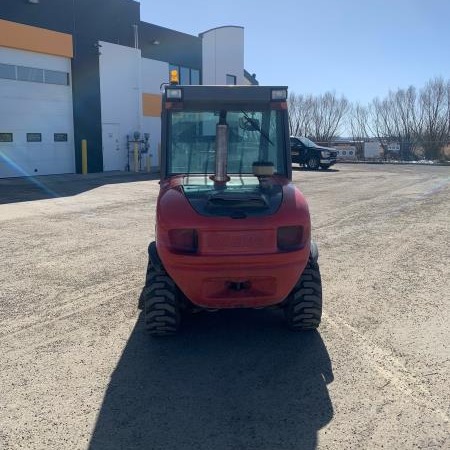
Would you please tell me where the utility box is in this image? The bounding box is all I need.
[364,142,383,159]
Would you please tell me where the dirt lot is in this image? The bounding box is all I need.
[0,164,449,450]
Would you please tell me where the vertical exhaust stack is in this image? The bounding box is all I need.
[213,110,229,186]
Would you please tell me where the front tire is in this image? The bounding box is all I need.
[142,261,181,336]
[306,156,320,170]
[284,255,322,330]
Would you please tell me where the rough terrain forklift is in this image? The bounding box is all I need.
[139,78,322,336]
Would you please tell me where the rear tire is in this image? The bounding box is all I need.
[306,157,320,170]
[284,255,322,330]
[142,261,181,336]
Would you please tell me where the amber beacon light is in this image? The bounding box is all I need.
[170,69,179,85]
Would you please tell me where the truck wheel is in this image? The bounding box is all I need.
[142,261,181,336]
[284,256,322,330]
[320,164,331,170]
[306,157,320,170]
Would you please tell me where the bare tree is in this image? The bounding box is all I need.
[288,91,348,141]
[368,88,419,160]
[310,92,349,142]
[391,86,419,159]
[348,103,369,159]
[288,92,302,136]
[290,77,450,161]
[367,97,391,158]
[287,92,314,137]
[417,77,450,160]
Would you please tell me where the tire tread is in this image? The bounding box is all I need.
[141,261,180,336]
[284,257,322,330]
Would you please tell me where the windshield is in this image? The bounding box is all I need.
[299,137,318,147]
[167,109,286,176]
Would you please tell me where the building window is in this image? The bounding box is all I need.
[180,66,190,85]
[44,70,69,85]
[0,133,13,142]
[226,74,237,85]
[342,150,347,155]
[0,63,69,85]
[54,133,68,142]
[169,64,201,85]
[27,133,42,142]
[0,63,16,80]
[18,66,44,83]
[349,150,354,155]
[191,69,200,85]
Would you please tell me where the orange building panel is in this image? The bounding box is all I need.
[0,19,73,58]
[142,93,162,117]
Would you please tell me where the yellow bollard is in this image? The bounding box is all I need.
[81,139,88,174]
[134,142,139,172]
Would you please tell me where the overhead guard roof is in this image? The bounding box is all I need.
[165,85,288,103]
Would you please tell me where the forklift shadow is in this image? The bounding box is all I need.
[88,308,334,450]
[0,171,158,205]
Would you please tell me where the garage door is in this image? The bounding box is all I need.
[0,47,75,178]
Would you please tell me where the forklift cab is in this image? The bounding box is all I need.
[160,84,292,183]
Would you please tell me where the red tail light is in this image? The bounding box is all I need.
[277,226,304,251]
[169,229,198,253]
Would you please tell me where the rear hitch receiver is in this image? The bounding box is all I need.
[228,281,251,291]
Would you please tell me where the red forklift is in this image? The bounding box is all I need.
[140,77,322,335]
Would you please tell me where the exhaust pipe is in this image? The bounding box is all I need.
[214,111,229,185]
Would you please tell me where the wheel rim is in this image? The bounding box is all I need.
[308,158,319,169]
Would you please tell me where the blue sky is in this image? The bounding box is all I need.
[140,0,450,104]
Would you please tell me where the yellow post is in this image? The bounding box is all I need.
[133,142,139,172]
[147,154,151,173]
[81,139,87,174]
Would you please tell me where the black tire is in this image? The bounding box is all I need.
[306,156,320,170]
[320,164,331,170]
[138,260,154,310]
[284,256,322,330]
[141,261,181,336]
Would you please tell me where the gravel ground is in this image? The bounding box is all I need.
[0,164,448,450]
